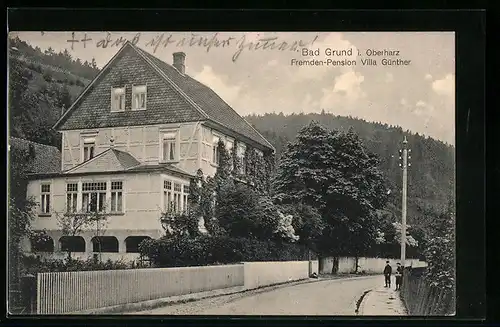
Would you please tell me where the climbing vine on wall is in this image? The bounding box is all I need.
[185,139,276,236]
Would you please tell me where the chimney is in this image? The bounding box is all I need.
[172,52,186,74]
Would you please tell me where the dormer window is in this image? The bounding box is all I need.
[111,87,125,112]
[132,85,147,110]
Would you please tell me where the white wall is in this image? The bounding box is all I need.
[27,171,165,231]
[61,122,200,174]
[243,261,310,290]
[61,123,250,178]
[36,260,316,314]
[25,170,191,257]
[318,257,427,274]
[311,260,319,275]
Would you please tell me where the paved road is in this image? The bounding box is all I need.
[139,275,384,315]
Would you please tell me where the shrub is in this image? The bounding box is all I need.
[424,205,455,290]
[278,203,324,250]
[140,234,309,267]
[216,183,280,241]
[20,255,133,274]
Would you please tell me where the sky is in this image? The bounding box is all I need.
[11,31,455,145]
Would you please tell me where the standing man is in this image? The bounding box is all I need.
[383,261,392,288]
[395,262,404,290]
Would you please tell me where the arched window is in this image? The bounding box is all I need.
[91,236,119,253]
[125,236,151,253]
[31,236,54,252]
[59,236,86,252]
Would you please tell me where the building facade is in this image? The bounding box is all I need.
[21,41,274,262]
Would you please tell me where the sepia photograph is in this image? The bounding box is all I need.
[7,31,455,316]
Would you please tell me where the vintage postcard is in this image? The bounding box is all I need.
[8,31,455,316]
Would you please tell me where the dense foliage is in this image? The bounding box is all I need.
[423,203,455,290]
[139,234,309,267]
[274,121,390,257]
[216,183,280,240]
[9,36,99,81]
[8,144,39,289]
[246,112,455,238]
[20,255,136,274]
[8,36,100,149]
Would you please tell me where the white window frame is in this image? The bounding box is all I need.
[110,181,124,213]
[81,136,96,163]
[212,135,220,165]
[172,183,182,213]
[111,87,126,112]
[132,85,147,110]
[82,181,107,213]
[40,183,51,215]
[226,138,234,171]
[183,185,189,213]
[66,183,78,213]
[160,130,179,163]
[163,180,173,212]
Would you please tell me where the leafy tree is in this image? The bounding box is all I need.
[8,197,38,294]
[245,112,455,240]
[392,222,419,247]
[9,58,62,149]
[274,212,299,242]
[274,121,389,257]
[44,47,54,56]
[58,85,72,112]
[159,211,201,238]
[55,208,109,260]
[278,203,325,251]
[8,144,38,297]
[216,183,279,240]
[62,48,72,60]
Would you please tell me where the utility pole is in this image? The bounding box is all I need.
[399,136,411,267]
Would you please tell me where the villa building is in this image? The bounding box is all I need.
[19,41,274,261]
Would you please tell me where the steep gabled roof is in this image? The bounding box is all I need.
[53,42,274,151]
[65,148,141,174]
[134,47,274,151]
[9,137,61,174]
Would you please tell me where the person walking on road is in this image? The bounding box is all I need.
[395,263,404,290]
[383,261,392,288]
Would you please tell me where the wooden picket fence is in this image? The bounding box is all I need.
[400,267,455,316]
[36,264,245,314]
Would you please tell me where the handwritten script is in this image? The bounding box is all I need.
[63,32,319,62]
